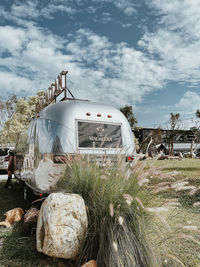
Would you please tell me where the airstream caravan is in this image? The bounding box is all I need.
[14,72,136,197]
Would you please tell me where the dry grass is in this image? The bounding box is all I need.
[57,156,160,267]
[146,158,200,267]
[56,156,200,266]
[0,158,200,266]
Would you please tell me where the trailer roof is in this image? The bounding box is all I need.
[38,99,127,127]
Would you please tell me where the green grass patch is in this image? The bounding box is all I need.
[155,158,200,182]
[149,158,200,266]
[0,181,59,267]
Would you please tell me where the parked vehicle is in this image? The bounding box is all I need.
[0,146,15,171]
[15,99,136,197]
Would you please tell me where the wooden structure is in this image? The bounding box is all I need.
[35,70,75,113]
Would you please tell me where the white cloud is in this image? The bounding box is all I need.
[100,12,113,24]
[0,27,66,85]
[87,0,137,16]
[140,0,200,85]
[149,0,200,38]
[123,7,136,16]
[175,91,200,116]
[0,26,25,54]
[0,0,77,25]
[0,72,33,96]
[0,0,136,25]
[135,89,200,129]
[1,0,200,117]
[64,28,167,105]
[111,0,137,16]
[0,21,167,107]
[41,3,77,18]
[121,23,132,28]
[11,1,39,19]
[151,91,200,129]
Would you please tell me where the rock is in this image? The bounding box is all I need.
[193,202,200,207]
[0,208,24,228]
[36,193,88,259]
[81,260,98,267]
[24,207,39,232]
[24,207,39,223]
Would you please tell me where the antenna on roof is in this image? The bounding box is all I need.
[36,70,75,113]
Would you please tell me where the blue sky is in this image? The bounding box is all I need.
[1,0,200,129]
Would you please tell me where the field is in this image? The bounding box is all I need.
[0,158,200,266]
[152,159,200,267]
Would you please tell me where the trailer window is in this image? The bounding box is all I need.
[78,121,122,148]
[35,118,74,154]
[16,132,29,153]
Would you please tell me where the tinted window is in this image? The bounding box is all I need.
[78,121,122,148]
[0,148,9,156]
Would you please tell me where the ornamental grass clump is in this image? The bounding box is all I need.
[57,156,161,267]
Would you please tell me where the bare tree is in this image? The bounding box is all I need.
[167,113,180,155]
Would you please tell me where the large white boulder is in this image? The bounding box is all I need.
[36,193,88,259]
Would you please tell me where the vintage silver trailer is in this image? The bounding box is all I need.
[15,99,136,196]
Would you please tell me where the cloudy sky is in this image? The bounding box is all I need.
[1,0,200,128]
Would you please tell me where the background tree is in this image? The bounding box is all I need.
[166,113,180,155]
[0,95,17,128]
[196,109,200,118]
[0,94,40,145]
[190,109,200,156]
[120,105,137,128]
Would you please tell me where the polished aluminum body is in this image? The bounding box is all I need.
[15,100,136,193]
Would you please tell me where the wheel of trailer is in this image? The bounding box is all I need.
[23,184,34,204]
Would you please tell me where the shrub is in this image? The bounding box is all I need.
[57,156,160,267]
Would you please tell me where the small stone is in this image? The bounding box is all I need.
[193,202,200,207]
[0,208,24,228]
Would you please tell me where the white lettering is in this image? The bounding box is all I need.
[89,136,112,142]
